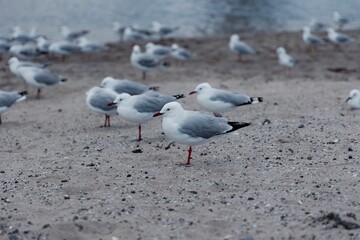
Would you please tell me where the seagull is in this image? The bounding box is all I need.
[326,28,353,45]
[78,37,107,53]
[86,86,119,127]
[36,36,51,54]
[302,26,324,46]
[189,82,263,117]
[276,47,295,68]
[61,26,89,42]
[100,76,158,95]
[0,90,27,124]
[151,21,179,40]
[112,21,126,40]
[333,11,349,30]
[145,42,171,59]
[229,34,257,61]
[48,41,81,60]
[8,57,48,78]
[130,45,169,80]
[9,44,38,59]
[16,66,67,98]
[11,26,35,44]
[123,27,147,42]
[346,89,360,109]
[109,92,184,141]
[309,18,326,31]
[170,44,192,61]
[153,102,251,166]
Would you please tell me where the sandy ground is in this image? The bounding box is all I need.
[1,30,360,240]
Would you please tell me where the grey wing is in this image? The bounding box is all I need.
[138,56,161,68]
[0,92,20,107]
[153,48,170,56]
[179,114,231,139]
[114,80,148,95]
[234,42,255,54]
[34,72,60,85]
[210,91,251,106]
[336,35,349,43]
[179,50,192,59]
[308,35,323,44]
[90,92,117,111]
[61,44,80,52]
[134,95,175,113]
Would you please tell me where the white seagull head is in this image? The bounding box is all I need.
[276,47,286,55]
[190,82,212,95]
[113,93,131,105]
[159,102,184,116]
[230,34,240,42]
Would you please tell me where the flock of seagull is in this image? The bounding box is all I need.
[1,11,360,165]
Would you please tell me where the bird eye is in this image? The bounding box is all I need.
[167,108,170,111]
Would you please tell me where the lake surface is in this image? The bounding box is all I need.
[0,0,359,42]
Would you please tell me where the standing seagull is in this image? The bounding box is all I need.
[170,44,192,61]
[86,86,118,127]
[100,76,158,95]
[16,66,67,98]
[61,26,89,42]
[276,47,296,69]
[346,89,360,109]
[153,102,251,166]
[302,26,324,46]
[48,41,81,60]
[189,83,263,117]
[0,90,27,124]
[151,21,179,40]
[78,37,107,53]
[326,28,353,45]
[333,11,349,30]
[145,42,171,59]
[229,34,257,61]
[110,92,184,141]
[130,45,169,80]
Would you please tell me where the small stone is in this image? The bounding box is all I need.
[247,197,254,201]
[298,124,305,128]
[64,195,70,200]
[262,119,271,125]
[348,147,353,152]
[132,149,142,153]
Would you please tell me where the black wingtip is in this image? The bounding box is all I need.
[227,122,251,133]
[19,90,28,96]
[61,78,67,82]
[250,97,263,103]
[149,86,160,91]
[173,94,185,99]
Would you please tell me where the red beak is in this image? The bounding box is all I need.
[189,91,197,95]
[107,102,116,106]
[153,112,163,117]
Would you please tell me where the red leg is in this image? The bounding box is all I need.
[142,71,146,80]
[104,115,110,127]
[237,54,242,62]
[186,146,192,166]
[138,124,142,142]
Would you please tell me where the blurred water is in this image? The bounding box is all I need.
[0,0,359,42]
